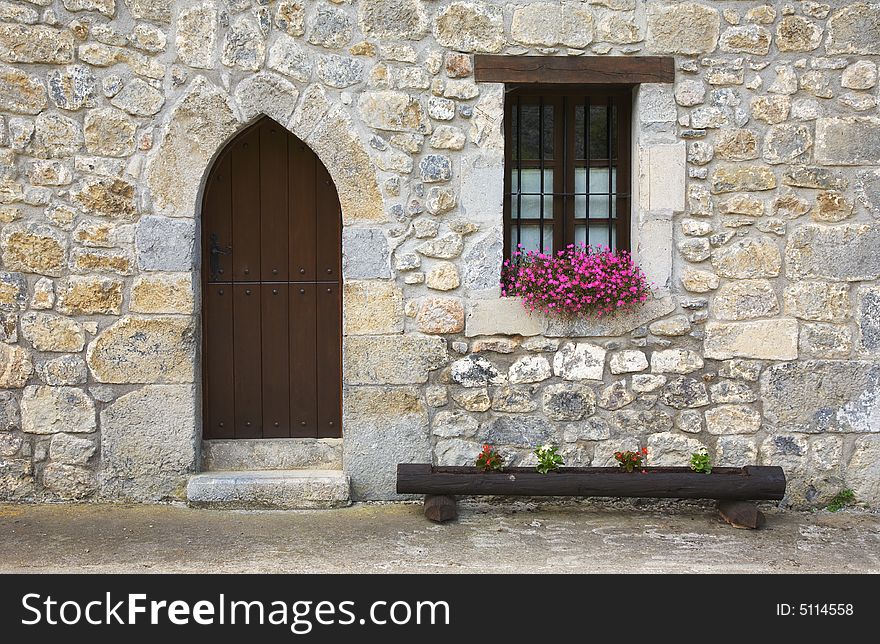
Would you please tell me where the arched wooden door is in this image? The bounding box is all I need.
[201,117,342,440]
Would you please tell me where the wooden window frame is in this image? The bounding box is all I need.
[503,84,633,258]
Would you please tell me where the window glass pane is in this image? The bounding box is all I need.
[589,167,616,194]
[575,167,587,217]
[511,169,553,220]
[575,224,616,250]
[611,103,618,161]
[518,104,539,160]
[575,103,584,160]
[510,224,553,254]
[542,103,554,160]
[516,104,554,160]
[511,106,517,161]
[589,195,612,219]
[589,103,609,160]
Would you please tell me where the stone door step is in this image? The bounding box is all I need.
[186,470,350,510]
[201,438,342,472]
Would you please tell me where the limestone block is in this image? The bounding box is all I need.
[0,344,32,388]
[21,386,95,435]
[42,463,96,499]
[0,23,73,64]
[761,360,880,433]
[343,280,403,335]
[0,64,47,114]
[543,383,596,421]
[609,350,649,375]
[815,117,880,165]
[711,279,780,320]
[783,282,850,322]
[785,223,880,281]
[21,312,84,352]
[146,77,241,218]
[511,2,594,48]
[83,107,136,157]
[56,276,123,315]
[647,431,705,467]
[50,433,95,465]
[415,297,464,334]
[100,384,197,500]
[221,16,265,72]
[72,177,137,219]
[36,355,87,386]
[711,237,781,278]
[47,65,97,111]
[432,2,504,53]
[177,2,217,69]
[110,78,165,116]
[307,4,353,49]
[647,2,720,54]
[358,0,428,40]
[826,3,880,55]
[704,319,799,360]
[130,274,194,315]
[641,143,685,212]
[846,436,880,505]
[775,15,823,52]
[800,323,853,359]
[87,316,196,384]
[553,342,606,381]
[650,349,704,375]
[136,216,195,271]
[343,228,390,278]
[343,335,447,385]
[508,355,551,384]
[465,298,546,337]
[450,354,503,387]
[343,386,429,499]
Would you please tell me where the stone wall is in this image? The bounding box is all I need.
[0,0,878,507]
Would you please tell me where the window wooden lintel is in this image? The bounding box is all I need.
[474,55,675,85]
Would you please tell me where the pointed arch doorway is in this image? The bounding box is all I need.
[201,116,342,440]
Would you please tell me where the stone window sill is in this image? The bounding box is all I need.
[464,295,676,338]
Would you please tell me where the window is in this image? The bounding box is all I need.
[504,88,632,257]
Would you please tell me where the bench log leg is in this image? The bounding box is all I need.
[717,500,765,529]
[424,495,457,523]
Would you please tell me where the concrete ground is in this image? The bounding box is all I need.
[1,501,878,573]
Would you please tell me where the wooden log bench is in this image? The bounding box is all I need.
[397,464,786,529]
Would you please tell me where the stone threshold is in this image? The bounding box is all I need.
[186,470,351,510]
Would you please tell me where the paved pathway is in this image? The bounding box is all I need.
[2,501,877,573]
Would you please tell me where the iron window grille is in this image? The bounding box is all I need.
[503,86,632,258]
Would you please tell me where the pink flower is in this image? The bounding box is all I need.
[500,243,651,319]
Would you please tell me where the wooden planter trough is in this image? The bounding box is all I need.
[397,464,786,529]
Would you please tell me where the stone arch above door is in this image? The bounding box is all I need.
[145,75,385,226]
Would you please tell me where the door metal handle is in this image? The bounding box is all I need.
[209,233,231,281]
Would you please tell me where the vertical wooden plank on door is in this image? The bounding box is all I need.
[315,160,341,284]
[231,127,261,282]
[233,284,263,438]
[260,121,289,282]
[261,284,290,438]
[315,161,342,438]
[316,282,341,437]
[204,285,234,439]
[202,152,233,440]
[290,283,317,437]
[290,139,317,282]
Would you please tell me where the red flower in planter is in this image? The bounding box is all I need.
[476,444,503,472]
[614,448,647,473]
